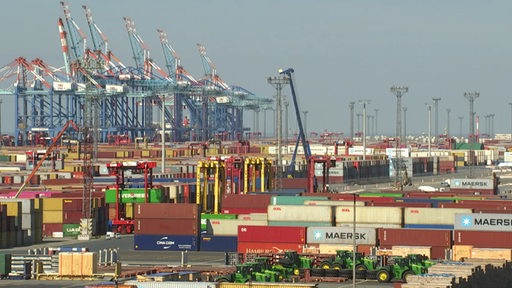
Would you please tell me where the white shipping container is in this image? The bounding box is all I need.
[105,84,128,93]
[404,207,472,225]
[206,219,267,236]
[267,205,334,223]
[335,206,403,225]
[15,154,27,163]
[52,82,74,91]
[236,213,268,221]
[337,223,402,229]
[13,175,23,184]
[303,200,365,206]
[454,213,512,232]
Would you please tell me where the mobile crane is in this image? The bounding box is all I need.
[14,120,80,198]
[106,161,157,234]
[278,68,312,178]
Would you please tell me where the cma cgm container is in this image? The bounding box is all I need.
[134,234,198,251]
[306,226,377,245]
[335,206,402,226]
[267,205,334,224]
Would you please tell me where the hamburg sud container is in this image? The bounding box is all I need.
[453,213,512,248]
[378,228,452,259]
[267,205,334,226]
[134,203,200,251]
[335,206,402,228]
[237,225,307,254]
[403,207,472,229]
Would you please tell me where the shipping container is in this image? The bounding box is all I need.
[200,235,237,252]
[135,219,199,235]
[306,226,376,245]
[207,219,267,236]
[267,205,334,223]
[270,195,329,205]
[62,223,81,237]
[238,225,306,243]
[454,230,512,248]
[135,203,200,219]
[335,206,403,225]
[238,242,305,254]
[200,213,237,231]
[303,200,366,206]
[404,207,472,226]
[221,194,272,210]
[378,228,451,247]
[454,213,512,231]
[134,234,198,251]
[236,213,268,221]
[123,281,217,288]
[105,188,166,204]
[267,221,332,227]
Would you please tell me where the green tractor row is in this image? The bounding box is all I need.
[216,250,313,283]
[317,250,434,282]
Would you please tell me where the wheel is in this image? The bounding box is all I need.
[332,263,343,271]
[310,267,325,277]
[125,224,134,234]
[402,270,415,283]
[377,270,391,283]
[319,261,332,270]
[325,269,339,277]
[356,264,367,271]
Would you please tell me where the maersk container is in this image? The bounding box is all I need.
[270,195,328,205]
[404,207,472,225]
[267,205,334,223]
[200,235,237,252]
[201,213,237,231]
[238,225,306,243]
[454,213,512,231]
[206,219,267,236]
[134,234,198,251]
[335,206,403,225]
[307,226,376,245]
[378,228,451,247]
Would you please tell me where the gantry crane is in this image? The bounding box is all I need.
[106,161,157,234]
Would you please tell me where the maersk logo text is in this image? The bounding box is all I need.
[325,232,366,240]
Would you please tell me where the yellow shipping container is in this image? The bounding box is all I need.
[0,201,21,217]
[115,151,125,158]
[43,210,63,224]
[142,150,150,157]
[43,198,63,211]
[34,198,42,210]
[125,203,134,219]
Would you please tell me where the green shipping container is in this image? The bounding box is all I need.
[270,196,329,205]
[105,188,165,204]
[62,223,81,237]
[0,254,11,275]
[201,213,237,231]
[358,192,403,198]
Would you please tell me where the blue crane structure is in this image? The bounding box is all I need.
[278,68,312,177]
[0,2,272,146]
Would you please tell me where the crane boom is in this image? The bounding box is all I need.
[279,68,311,176]
[14,120,80,198]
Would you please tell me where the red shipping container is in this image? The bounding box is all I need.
[221,208,267,214]
[456,200,512,207]
[454,230,512,248]
[238,225,306,244]
[473,208,512,214]
[238,241,305,254]
[135,203,200,219]
[63,211,83,224]
[135,219,199,235]
[378,228,452,247]
[281,178,308,189]
[221,194,272,210]
[378,245,447,259]
[42,223,63,237]
[63,198,83,211]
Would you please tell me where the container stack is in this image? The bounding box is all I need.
[42,198,64,237]
[377,228,451,259]
[238,225,307,254]
[335,206,403,228]
[267,205,334,227]
[0,198,43,245]
[134,203,201,251]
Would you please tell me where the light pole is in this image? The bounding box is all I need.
[359,100,371,161]
[489,113,495,138]
[161,94,166,173]
[374,108,379,136]
[432,98,441,141]
[356,113,362,137]
[446,108,451,139]
[349,102,355,140]
[268,74,290,191]
[302,110,309,138]
[403,106,407,147]
[390,85,408,190]
[464,91,479,143]
[425,103,432,157]
[509,103,512,141]
[458,116,464,139]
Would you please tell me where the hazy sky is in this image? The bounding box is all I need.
[1,0,511,138]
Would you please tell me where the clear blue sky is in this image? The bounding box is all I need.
[1,0,511,138]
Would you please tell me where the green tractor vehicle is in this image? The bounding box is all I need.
[375,255,430,283]
[215,263,258,283]
[272,250,313,279]
[318,250,368,270]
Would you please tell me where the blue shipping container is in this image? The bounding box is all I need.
[200,235,237,252]
[134,234,199,251]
